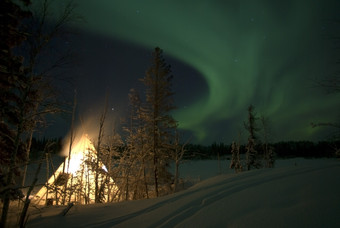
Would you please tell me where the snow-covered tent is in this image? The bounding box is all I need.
[33,134,116,205]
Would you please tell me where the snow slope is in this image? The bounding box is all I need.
[26,159,340,227]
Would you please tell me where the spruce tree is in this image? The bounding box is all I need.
[140,47,176,197]
[244,105,261,170]
[230,141,242,173]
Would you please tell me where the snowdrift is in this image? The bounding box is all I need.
[27,159,340,227]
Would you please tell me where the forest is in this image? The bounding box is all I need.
[1,0,339,227]
[29,137,340,160]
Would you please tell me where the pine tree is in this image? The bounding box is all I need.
[244,105,261,170]
[140,47,176,197]
[230,141,242,173]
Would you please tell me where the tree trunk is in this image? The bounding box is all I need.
[19,157,43,228]
[1,122,23,228]
[125,179,129,201]
[142,159,149,199]
[153,154,158,197]
[95,97,107,203]
[173,160,179,193]
[21,130,34,189]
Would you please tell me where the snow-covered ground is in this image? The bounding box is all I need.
[21,158,340,227]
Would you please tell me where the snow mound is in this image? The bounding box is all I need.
[27,159,340,227]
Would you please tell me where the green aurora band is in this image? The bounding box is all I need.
[52,0,339,143]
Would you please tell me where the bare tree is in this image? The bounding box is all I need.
[0,4,33,223]
[62,89,77,204]
[172,130,190,193]
[103,131,122,202]
[94,95,108,203]
[120,88,151,200]
[0,0,78,226]
[18,141,55,228]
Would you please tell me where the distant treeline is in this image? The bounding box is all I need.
[30,138,339,160]
[183,140,340,159]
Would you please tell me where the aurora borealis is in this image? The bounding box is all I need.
[47,0,339,144]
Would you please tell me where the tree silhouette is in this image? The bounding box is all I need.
[0,0,77,226]
[244,105,261,170]
[0,1,33,226]
[140,47,177,197]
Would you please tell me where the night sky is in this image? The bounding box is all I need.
[40,0,339,145]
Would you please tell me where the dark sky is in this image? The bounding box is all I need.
[38,0,339,145]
